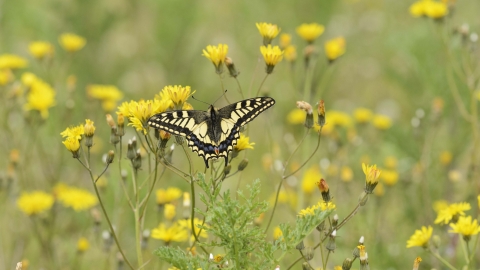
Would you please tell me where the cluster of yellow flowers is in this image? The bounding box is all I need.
[61,120,95,155]
[407,198,480,248]
[21,73,57,119]
[409,0,449,19]
[87,85,124,112]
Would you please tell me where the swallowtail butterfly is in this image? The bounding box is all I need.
[148,97,275,168]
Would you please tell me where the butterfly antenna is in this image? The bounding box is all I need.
[192,90,228,106]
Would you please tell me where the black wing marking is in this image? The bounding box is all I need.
[147,110,208,137]
[217,97,276,127]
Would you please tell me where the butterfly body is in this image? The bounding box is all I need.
[148,97,275,168]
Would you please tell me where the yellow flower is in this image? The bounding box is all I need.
[268,190,297,210]
[439,151,452,166]
[62,137,80,153]
[279,33,292,48]
[284,45,297,62]
[0,54,28,69]
[117,99,171,134]
[353,108,373,123]
[177,218,208,241]
[23,78,56,119]
[59,33,86,52]
[362,163,381,193]
[433,200,449,213]
[77,237,90,252]
[29,41,54,59]
[413,257,422,270]
[21,72,38,87]
[302,166,322,195]
[406,226,433,248]
[260,45,284,74]
[380,169,399,186]
[328,110,352,127]
[61,124,84,141]
[234,133,255,151]
[84,119,95,137]
[87,85,124,112]
[156,187,182,205]
[164,203,176,220]
[0,69,13,86]
[298,201,336,217]
[157,85,195,109]
[256,22,281,45]
[151,223,188,243]
[340,166,353,182]
[409,0,431,17]
[287,109,305,124]
[449,216,480,240]
[273,226,283,240]
[57,186,97,211]
[425,1,448,19]
[434,202,471,224]
[17,191,54,216]
[372,114,392,130]
[324,37,346,61]
[296,23,325,43]
[202,44,228,74]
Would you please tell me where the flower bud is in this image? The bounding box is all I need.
[332,214,339,227]
[342,258,353,270]
[225,57,240,78]
[133,149,142,170]
[110,127,120,145]
[326,230,336,251]
[317,100,326,128]
[175,135,185,144]
[316,220,325,232]
[296,240,305,251]
[84,119,95,138]
[304,246,313,261]
[296,101,313,129]
[106,150,114,164]
[117,114,125,137]
[238,158,249,171]
[317,178,331,202]
[141,229,150,250]
[127,138,137,160]
[302,262,313,270]
[106,114,115,128]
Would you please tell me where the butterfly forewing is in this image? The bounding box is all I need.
[148,97,275,168]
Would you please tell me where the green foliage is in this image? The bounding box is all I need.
[153,246,214,270]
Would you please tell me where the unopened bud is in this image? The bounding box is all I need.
[332,214,339,227]
[117,114,125,136]
[316,220,325,232]
[342,258,353,270]
[296,101,313,129]
[296,240,305,250]
[223,164,232,179]
[106,150,115,164]
[238,158,249,171]
[302,262,313,270]
[141,230,150,250]
[326,230,336,251]
[110,127,120,145]
[175,135,185,144]
[225,57,240,78]
[127,139,137,160]
[133,150,142,170]
[304,246,313,261]
[317,178,331,202]
[106,114,115,128]
[317,100,326,128]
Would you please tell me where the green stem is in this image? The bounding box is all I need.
[255,74,269,97]
[234,77,245,99]
[429,250,457,270]
[190,176,209,254]
[283,128,323,180]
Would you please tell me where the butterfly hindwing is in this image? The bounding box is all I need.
[148,97,275,168]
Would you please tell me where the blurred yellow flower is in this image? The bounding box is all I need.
[158,85,195,109]
[77,237,90,252]
[324,37,346,61]
[284,45,297,62]
[0,54,28,69]
[353,108,373,123]
[59,33,86,52]
[439,151,452,166]
[302,166,321,195]
[448,169,461,182]
[57,186,97,211]
[425,1,448,19]
[0,69,13,86]
[432,200,449,213]
[269,190,297,209]
[372,114,392,130]
[273,226,283,240]
[29,41,54,59]
[435,202,471,224]
[384,156,398,169]
[87,85,124,112]
[117,99,171,134]
[21,72,38,87]
[177,218,208,241]
[156,187,182,205]
[23,78,56,119]
[234,133,255,151]
[164,203,176,220]
[449,216,480,239]
[409,0,431,17]
[298,201,336,217]
[279,33,292,48]
[287,109,305,124]
[260,45,284,74]
[328,110,352,127]
[151,223,188,243]
[406,226,432,248]
[340,166,353,182]
[373,182,385,196]
[256,22,281,45]
[296,23,325,43]
[380,169,399,186]
[202,44,228,73]
[17,191,54,216]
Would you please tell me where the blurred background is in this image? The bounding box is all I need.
[1,0,480,269]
